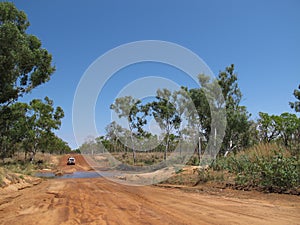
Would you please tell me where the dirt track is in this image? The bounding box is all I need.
[0,155,299,225]
[57,154,94,173]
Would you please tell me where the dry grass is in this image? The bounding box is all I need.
[236,143,291,160]
[111,152,168,166]
[0,152,60,177]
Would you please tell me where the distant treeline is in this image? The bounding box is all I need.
[79,64,300,164]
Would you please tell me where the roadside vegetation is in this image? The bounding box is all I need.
[160,143,299,195]
[0,152,58,187]
[79,67,299,194]
[0,2,299,194]
[0,2,71,182]
[0,2,71,162]
[211,143,299,193]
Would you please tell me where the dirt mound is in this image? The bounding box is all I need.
[0,172,41,194]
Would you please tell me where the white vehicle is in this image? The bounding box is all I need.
[67,157,76,165]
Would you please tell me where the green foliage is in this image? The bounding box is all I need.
[151,89,181,133]
[39,133,71,154]
[187,155,200,166]
[258,112,281,142]
[150,89,181,160]
[290,84,300,112]
[105,65,251,162]
[0,103,29,158]
[73,149,81,154]
[19,97,65,158]
[0,3,68,160]
[212,144,300,191]
[258,112,300,150]
[110,96,148,163]
[188,87,211,140]
[189,65,251,155]
[216,64,251,152]
[109,90,183,162]
[0,2,55,105]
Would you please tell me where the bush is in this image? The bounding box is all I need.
[254,152,299,189]
[213,144,300,191]
[186,155,200,166]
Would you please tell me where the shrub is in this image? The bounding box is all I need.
[186,155,200,166]
[212,144,300,191]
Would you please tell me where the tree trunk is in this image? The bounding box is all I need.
[130,133,136,164]
[133,150,136,164]
[164,135,169,161]
[179,141,182,157]
[198,136,201,163]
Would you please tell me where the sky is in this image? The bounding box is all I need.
[7,0,300,149]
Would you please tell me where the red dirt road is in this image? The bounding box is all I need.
[57,154,94,173]
[0,155,299,225]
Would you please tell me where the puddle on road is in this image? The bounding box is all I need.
[35,171,117,179]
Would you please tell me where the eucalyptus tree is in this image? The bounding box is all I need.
[0,102,28,159]
[188,87,210,140]
[39,132,71,155]
[0,2,55,106]
[149,89,181,161]
[217,64,251,152]
[197,74,227,158]
[279,112,300,147]
[110,96,147,163]
[186,65,250,156]
[258,112,300,149]
[257,112,281,143]
[0,2,63,159]
[170,87,202,160]
[22,97,64,160]
[105,121,124,152]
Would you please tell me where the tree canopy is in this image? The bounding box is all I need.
[80,64,300,166]
[0,2,70,160]
[290,84,300,113]
[0,2,55,105]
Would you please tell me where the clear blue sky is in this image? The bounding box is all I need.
[9,0,300,149]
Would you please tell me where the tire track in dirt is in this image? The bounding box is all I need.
[0,155,299,225]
